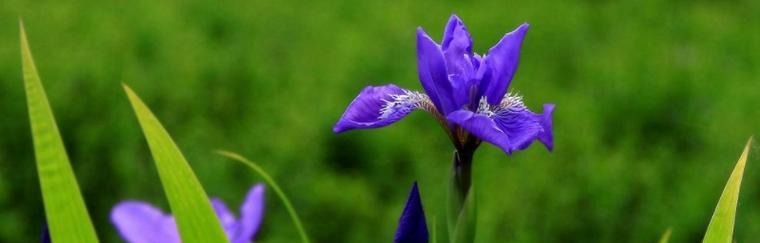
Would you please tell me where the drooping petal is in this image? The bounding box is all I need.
[394,182,428,243]
[211,198,239,240]
[447,110,514,154]
[447,105,548,154]
[479,23,530,104]
[441,15,478,109]
[235,184,265,243]
[492,107,543,152]
[535,104,555,151]
[333,84,421,133]
[111,201,181,243]
[417,28,457,115]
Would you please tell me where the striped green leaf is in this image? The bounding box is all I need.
[123,85,228,243]
[20,22,100,243]
[702,137,753,243]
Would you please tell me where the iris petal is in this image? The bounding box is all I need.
[394,182,429,243]
[492,107,543,151]
[111,201,181,243]
[417,28,457,115]
[442,14,473,55]
[447,110,514,154]
[441,15,478,109]
[447,105,550,154]
[333,84,419,133]
[210,198,239,240]
[111,184,266,243]
[236,184,265,243]
[479,23,530,104]
[536,104,555,151]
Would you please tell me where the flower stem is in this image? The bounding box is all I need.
[451,149,474,205]
[448,147,477,243]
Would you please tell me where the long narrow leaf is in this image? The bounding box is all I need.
[20,22,99,243]
[123,85,228,243]
[217,150,311,243]
[658,228,672,243]
[702,137,753,243]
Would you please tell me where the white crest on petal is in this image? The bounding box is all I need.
[476,92,526,117]
[499,92,526,111]
[476,96,495,116]
[379,90,432,120]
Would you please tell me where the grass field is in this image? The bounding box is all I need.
[1,0,759,242]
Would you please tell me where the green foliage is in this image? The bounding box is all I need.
[2,1,760,242]
[449,185,476,243]
[217,151,311,243]
[432,215,438,243]
[123,85,228,243]
[702,138,752,243]
[19,22,99,243]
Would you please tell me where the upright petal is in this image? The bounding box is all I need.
[235,184,265,243]
[417,28,456,115]
[111,201,181,243]
[441,15,478,109]
[479,23,530,104]
[394,182,429,243]
[211,198,239,240]
[442,15,473,54]
[333,84,422,133]
[536,104,554,151]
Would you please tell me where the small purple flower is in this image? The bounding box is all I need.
[334,15,553,155]
[111,184,265,243]
[394,182,428,243]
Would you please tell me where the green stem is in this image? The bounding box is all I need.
[448,148,477,243]
[216,151,311,243]
[451,149,474,206]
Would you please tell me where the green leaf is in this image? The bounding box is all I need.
[432,215,438,243]
[659,228,672,243]
[216,150,311,243]
[123,85,228,243]
[702,137,753,243]
[449,184,476,243]
[19,22,100,243]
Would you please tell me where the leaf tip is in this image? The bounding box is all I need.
[121,84,141,105]
[19,20,30,54]
[121,83,133,93]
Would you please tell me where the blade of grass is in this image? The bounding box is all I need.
[216,150,311,243]
[123,85,227,243]
[20,21,99,243]
[658,228,672,243]
[702,137,753,243]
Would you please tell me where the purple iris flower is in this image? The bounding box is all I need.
[333,15,553,155]
[394,182,428,243]
[110,183,265,243]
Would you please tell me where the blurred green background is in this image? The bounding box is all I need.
[1,0,759,242]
